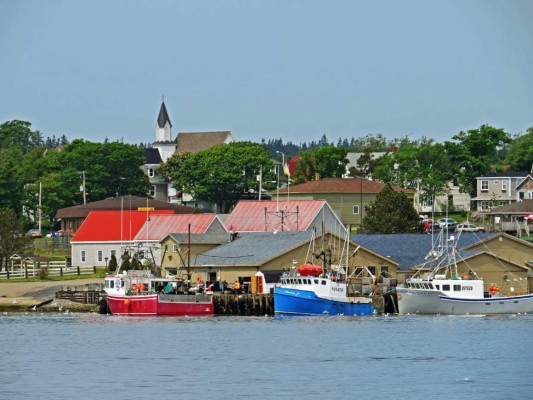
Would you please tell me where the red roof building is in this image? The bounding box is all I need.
[71,210,173,243]
[223,199,346,234]
[134,214,227,241]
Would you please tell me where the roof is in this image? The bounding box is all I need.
[55,195,195,219]
[134,214,227,241]
[144,148,163,164]
[167,232,230,245]
[515,174,533,190]
[223,200,328,232]
[175,131,233,154]
[487,199,533,214]
[71,210,173,242]
[193,231,314,267]
[477,171,528,179]
[274,178,414,195]
[157,101,172,128]
[352,233,498,270]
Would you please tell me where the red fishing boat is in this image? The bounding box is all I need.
[104,270,214,316]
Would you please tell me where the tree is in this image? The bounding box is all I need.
[170,142,274,213]
[0,120,43,153]
[20,139,150,226]
[362,184,419,234]
[0,210,32,270]
[505,127,533,172]
[444,125,512,195]
[292,146,349,184]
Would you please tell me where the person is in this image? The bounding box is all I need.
[233,280,241,294]
[157,284,164,293]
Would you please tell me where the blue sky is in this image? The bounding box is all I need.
[1,0,532,145]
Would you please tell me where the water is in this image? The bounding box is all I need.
[0,313,531,400]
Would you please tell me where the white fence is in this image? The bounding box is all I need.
[0,265,96,280]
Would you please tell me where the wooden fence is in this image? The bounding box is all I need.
[0,265,96,280]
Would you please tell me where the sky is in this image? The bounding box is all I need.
[1,0,532,146]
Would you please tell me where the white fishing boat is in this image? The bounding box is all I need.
[397,231,533,315]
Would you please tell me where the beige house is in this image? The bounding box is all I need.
[485,199,533,236]
[273,177,415,229]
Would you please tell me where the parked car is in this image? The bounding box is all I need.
[26,229,43,238]
[437,218,458,230]
[455,223,486,233]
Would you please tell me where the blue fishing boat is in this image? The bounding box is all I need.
[273,230,382,316]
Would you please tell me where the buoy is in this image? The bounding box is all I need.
[139,283,145,291]
[131,284,137,291]
[124,299,131,306]
[197,277,201,283]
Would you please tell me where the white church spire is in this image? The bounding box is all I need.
[156,96,172,142]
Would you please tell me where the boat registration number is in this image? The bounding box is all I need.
[462,286,473,290]
[332,287,344,293]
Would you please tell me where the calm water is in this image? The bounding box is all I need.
[0,312,531,400]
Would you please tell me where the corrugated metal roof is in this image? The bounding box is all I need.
[193,231,313,267]
[135,214,226,241]
[71,210,173,242]
[352,233,498,270]
[223,200,327,232]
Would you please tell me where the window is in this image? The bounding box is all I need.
[367,266,376,276]
[502,180,507,192]
[442,284,450,291]
[164,244,168,252]
[149,185,156,197]
[81,250,86,263]
[97,250,103,262]
[148,167,155,178]
[481,180,488,192]
[173,244,178,252]
[480,201,490,211]
[381,267,389,275]
[353,205,360,215]
[453,285,461,291]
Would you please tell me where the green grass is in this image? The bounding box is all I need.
[0,268,107,284]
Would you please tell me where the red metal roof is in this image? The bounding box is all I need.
[71,210,173,242]
[224,200,327,232]
[134,214,225,241]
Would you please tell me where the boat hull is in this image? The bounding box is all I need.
[397,288,533,315]
[274,287,375,316]
[106,293,214,316]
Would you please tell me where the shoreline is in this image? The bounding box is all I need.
[0,278,104,313]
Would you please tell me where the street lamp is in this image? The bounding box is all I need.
[276,151,286,210]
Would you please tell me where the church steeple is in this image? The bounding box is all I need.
[156,96,172,142]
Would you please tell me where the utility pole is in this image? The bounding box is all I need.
[81,171,86,204]
[38,181,42,234]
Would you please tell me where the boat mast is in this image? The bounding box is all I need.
[187,223,191,291]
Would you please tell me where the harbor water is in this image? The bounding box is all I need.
[0,312,531,400]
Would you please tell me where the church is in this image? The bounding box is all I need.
[143,99,234,203]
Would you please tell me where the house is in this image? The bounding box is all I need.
[416,181,471,214]
[472,171,528,212]
[54,195,195,233]
[133,213,228,267]
[272,178,415,229]
[485,199,533,236]
[353,232,532,293]
[515,174,533,201]
[176,230,398,293]
[222,199,347,235]
[70,210,174,268]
